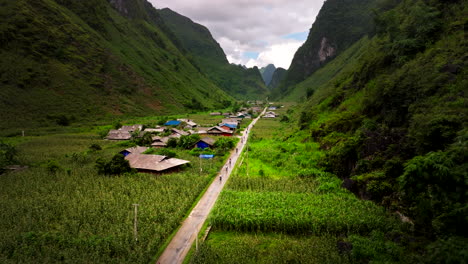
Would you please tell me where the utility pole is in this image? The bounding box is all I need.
[246,141,249,177]
[133,204,139,242]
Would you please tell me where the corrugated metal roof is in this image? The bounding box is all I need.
[207,126,233,134]
[171,128,189,136]
[124,146,149,154]
[125,154,190,172]
[165,120,181,126]
[106,130,132,140]
[119,125,143,132]
[199,137,215,146]
[220,123,237,129]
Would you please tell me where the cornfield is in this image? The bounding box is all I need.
[0,133,221,263]
[209,191,396,235]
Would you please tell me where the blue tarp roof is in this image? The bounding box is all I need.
[199,154,215,159]
[165,120,181,126]
[220,123,237,129]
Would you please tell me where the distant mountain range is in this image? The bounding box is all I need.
[158,8,269,101]
[259,64,276,86]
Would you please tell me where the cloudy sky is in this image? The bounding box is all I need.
[148,0,325,69]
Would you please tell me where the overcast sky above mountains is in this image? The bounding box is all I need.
[149,0,325,69]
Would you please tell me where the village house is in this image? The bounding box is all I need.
[125,153,190,174]
[106,130,132,140]
[195,137,216,149]
[207,126,233,136]
[251,107,263,113]
[144,126,166,133]
[222,118,241,126]
[219,123,237,131]
[151,136,168,148]
[119,124,143,132]
[164,120,181,126]
[263,111,278,118]
[171,128,189,137]
[195,127,211,135]
[210,112,222,116]
[177,119,198,129]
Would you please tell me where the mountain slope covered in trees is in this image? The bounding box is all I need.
[0,0,232,130]
[158,8,269,100]
[267,67,287,91]
[283,0,467,259]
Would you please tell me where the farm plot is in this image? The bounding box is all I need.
[209,191,397,235]
[189,105,405,263]
[0,133,221,263]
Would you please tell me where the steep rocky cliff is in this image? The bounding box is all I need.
[272,0,379,98]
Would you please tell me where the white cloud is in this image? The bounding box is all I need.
[148,0,325,69]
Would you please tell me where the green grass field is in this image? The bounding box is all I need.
[189,104,406,263]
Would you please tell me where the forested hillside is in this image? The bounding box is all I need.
[272,0,380,98]
[267,67,287,90]
[284,0,467,259]
[0,0,232,130]
[158,8,269,100]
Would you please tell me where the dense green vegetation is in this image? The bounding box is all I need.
[296,0,467,240]
[225,0,467,261]
[0,0,232,130]
[158,8,269,100]
[190,110,410,263]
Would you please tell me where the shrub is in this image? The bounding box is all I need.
[0,142,17,171]
[95,154,135,176]
[178,134,201,149]
[214,137,236,152]
[89,143,102,152]
[166,138,178,148]
[55,115,71,126]
[398,140,468,235]
[145,148,177,158]
[113,121,122,129]
[133,132,153,146]
[189,148,215,156]
[43,160,61,174]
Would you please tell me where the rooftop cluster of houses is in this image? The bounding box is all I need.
[106,112,254,143]
[104,113,251,174]
[263,111,279,118]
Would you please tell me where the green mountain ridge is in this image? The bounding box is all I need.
[285,0,467,257]
[0,0,232,130]
[158,8,269,100]
[267,67,287,91]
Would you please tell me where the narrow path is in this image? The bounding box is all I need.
[156,107,267,264]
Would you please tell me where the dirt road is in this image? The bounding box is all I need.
[156,108,266,264]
